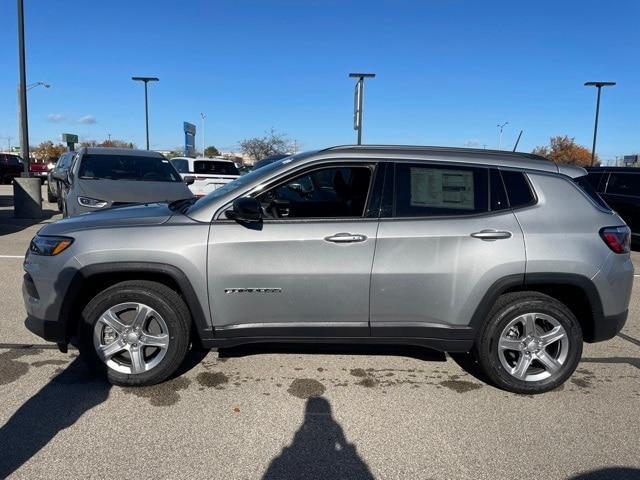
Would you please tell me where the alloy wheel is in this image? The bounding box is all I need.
[93,302,170,375]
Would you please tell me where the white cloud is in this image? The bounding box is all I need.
[78,115,97,125]
[463,139,481,148]
[47,113,66,123]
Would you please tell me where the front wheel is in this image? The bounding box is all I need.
[79,280,191,386]
[475,292,582,394]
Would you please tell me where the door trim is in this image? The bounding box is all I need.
[215,322,370,338]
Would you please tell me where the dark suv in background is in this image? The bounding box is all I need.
[0,153,24,184]
[586,167,639,245]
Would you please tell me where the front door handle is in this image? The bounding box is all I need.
[324,232,368,243]
[471,229,512,240]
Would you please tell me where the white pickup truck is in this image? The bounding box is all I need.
[170,157,240,197]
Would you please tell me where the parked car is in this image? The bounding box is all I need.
[47,151,76,209]
[0,152,24,183]
[23,145,633,393]
[170,157,240,197]
[252,153,290,171]
[586,167,639,245]
[54,147,193,217]
[29,160,54,184]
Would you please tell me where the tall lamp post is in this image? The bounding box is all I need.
[349,73,375,145]
[200,112,206,155]
[496,121,509,150]
[131,76,159,149]
[584,81,615,166]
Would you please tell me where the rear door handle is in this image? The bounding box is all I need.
[324,232,367,243]
[471,229,512,240]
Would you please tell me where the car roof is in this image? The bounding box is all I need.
[80,147,163,157]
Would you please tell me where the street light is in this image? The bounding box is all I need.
[349,73,375,145]
[131,76,159,149]
[26,81,50,91]
[200,112,206,155]
[496,121,509,150]
[584,81,616,166]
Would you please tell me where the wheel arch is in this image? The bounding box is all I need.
[60,262,212,346]
[470,273,604,343]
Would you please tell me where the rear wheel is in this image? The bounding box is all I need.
[475,292,582,394]
[79,280,191,386]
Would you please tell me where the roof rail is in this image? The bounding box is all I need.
[320,144,549,162]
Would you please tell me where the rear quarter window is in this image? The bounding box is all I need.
[500,170,536,208]
[574,176,611,210]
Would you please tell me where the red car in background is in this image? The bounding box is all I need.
[0,153,24,184]
[29,160,55,184]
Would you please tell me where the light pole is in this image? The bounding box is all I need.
[585,81,615,166]
[349,73,375,145]
[131,76,159,149]
[26,81,50,91]
[497,121,509,150]
[200,112,206,155]
[16,81,49,162]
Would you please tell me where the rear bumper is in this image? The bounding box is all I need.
[590,310,628,343]
[24,315,65,343]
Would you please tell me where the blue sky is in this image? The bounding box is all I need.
[0,0,638,161]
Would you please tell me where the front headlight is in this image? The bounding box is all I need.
[77,196,108,208]
[29,235,74,256]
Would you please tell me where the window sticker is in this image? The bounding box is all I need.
[409,168,475,210]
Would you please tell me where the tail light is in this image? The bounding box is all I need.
[600,226,631,254]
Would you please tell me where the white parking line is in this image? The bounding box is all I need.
[0,255,24,259]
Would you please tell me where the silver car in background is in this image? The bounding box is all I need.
[59,147,193,217]
[23,145,633,394]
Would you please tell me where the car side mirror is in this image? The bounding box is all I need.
[225,197,262,224]
[184,175,195,186]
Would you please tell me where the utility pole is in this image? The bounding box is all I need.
[584,81,616,166]
[200,112,206,155]
[497,122,509,150]
[349,73,376,145]
[17,0,29,174]
[131,76,159,149]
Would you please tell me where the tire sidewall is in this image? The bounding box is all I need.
[80,284,189,386]
[480,297,582,394]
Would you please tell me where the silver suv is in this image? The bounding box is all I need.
[23,146,634,394]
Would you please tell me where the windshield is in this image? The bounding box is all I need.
[185,157,291,213]
[78,154,182,182]
[194,161,239,175]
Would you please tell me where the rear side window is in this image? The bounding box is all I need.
[501,170,535,208]
[394,163,488,217]
[606,172,640,196]
[490,169,509,211]
[573,176,611,210]
[194,161,239,175]
[171,159,189,173]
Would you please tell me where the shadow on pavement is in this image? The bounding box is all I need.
[568,467,640,479]
[218,342,447,363]
[0,358,111,478]
[0,206,58,237]
[262,397,374,480]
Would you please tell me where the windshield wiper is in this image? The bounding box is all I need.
[168,197,197,213]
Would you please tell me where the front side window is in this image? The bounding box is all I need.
[606,173,640,196]
[256,166,372,219]
[394,163,488,217]
[6,155,22,167]
[78,154,181,182]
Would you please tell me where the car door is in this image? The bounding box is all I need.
[207,161,384,338]
[370,162,526,340]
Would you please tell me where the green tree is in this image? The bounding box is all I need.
[31,141,67,162]
[204,146,221,157]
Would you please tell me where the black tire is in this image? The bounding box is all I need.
[78,280,191,386]
[474,291,582,394]
[47,184,56,203]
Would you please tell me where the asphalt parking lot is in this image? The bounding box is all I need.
[0,184,638,479]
